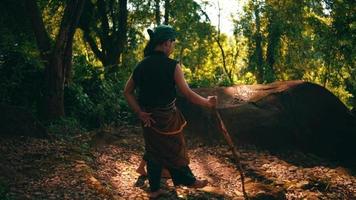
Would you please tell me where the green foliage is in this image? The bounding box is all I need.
[0,179,11,200]
[1,0,354,131]
[63,55,136,129]
[169,0,219,84]
[0,0,44,115]
[49,56,137,133]
[47,117,85,136]
[0,0,33,42]
[236,0,355,107]
[0,47,44,115]
[64,82,96,127]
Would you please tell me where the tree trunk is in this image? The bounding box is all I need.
[45,54,65,118]
[24,0,51,61]
[117,0,128,67]
[48,0,85,118]
[164,0,170,25]
[254,6,264,83]
[155,0,161,25]
[216,39,233,84]
[64,35,74,84]
[25,0,85,119]
[79,0,127,71]
[265,11,280,83]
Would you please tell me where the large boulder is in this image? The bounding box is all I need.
[0,104,48,138]
[176,81,356,165]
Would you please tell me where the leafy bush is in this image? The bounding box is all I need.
[46,117,85,136]
[0,47,44,115]
[63,55,136,129]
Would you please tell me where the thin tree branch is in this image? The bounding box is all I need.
[97,0,110,57]
[24,0,52,61]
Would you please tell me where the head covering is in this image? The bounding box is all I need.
[148,25,177,44]
[144,25,177,57]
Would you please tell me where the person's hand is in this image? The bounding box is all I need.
[207,96,217,108]
[138,111,156,127]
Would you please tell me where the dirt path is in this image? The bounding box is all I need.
[0,125,355,199]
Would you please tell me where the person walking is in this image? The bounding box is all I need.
[124,25,217,199]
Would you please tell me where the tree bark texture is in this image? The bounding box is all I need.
[265,10,280,83]
[164,0,170,25]
[25,0,85,119]
[80,0,127,70]
[155,0,161,25]
[254,6,264,84]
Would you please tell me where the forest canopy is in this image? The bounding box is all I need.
[0,0,354,129]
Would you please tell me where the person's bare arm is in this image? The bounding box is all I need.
[174,64,216,107]
[124,76,155,127]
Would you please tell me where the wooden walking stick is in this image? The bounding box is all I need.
[213,108,249,199]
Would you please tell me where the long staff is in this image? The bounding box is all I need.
[213,108,248,199]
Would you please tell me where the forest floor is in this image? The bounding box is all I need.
[0,125,355,200]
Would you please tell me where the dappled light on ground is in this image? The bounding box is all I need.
[0,125,355,199]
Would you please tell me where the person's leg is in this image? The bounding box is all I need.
[188,179,208,188]
[168,165,207,188]
[161,168,171,178]
[168,166,195,186]
[137,157,170,178]
[146,159,163,192]
[136,158,147,176]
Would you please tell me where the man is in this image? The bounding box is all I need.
[124,25,217,198]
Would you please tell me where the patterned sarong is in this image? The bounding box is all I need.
[142,100,189,168]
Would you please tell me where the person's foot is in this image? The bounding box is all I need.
[161,169,171,178]
[136,167,147,176]
[148,189,165,199]
[188,179,208,188]
[134,175,147,187]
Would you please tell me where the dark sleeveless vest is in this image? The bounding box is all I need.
[132,51,178,108]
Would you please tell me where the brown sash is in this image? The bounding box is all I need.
[142,99,189,168]
[144,99,187,135]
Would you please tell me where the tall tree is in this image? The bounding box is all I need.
[24,0,85,119]
[79,0,128,71]
[252,1,264,83]
[169,0,213,64]
[328,0,355,107]
[264,5,280,83]
[186,0,234,85]
[164,0,170,25]
[154,0,161,25]
[239,0,265,83]
[216,0,233,84]
[239,0,306,83]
